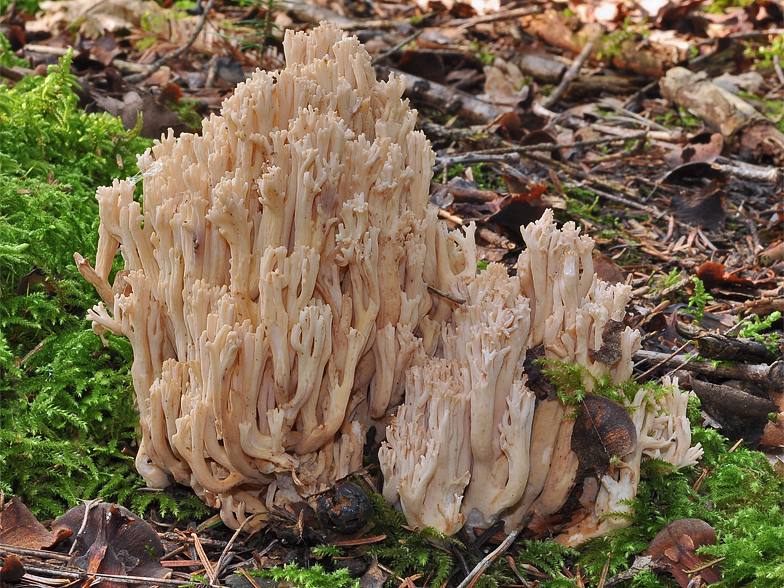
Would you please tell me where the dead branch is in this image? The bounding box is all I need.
[634,351,784,393]
[376,66,506,125]
[541,41,594,110]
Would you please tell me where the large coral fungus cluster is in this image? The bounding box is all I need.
[77,23,701,541]
[75,22,452,529]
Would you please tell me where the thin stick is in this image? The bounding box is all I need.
[427,285,466,305]
[633,341,692,383]
[0,64,26,81]
[214,516,251,578]
[644,276,692,303]
[683,557,725,574]
[774,55,784,88]
[449,5,541,29]
[125,0,217,84]
[191,532,216,585]
[372,30,422,65]
[634,350,779,387]
[541,42,594,110]
[456,516,532,588]
[0,544,71,561]
[21,564,187,586]
[436,130,649,160]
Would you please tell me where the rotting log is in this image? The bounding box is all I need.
[634,351,784,394]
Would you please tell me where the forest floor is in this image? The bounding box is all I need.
[1,1,783,588]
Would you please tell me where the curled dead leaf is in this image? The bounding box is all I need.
[571,393,637,476]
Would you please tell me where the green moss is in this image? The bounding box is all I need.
[364,491,457,587]
[0,53,155,517]
[250,564,359,588]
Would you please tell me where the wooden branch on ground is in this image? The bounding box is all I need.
[375,66,506,125]
[634,350,784,393]
[447,5,541,29]
[0,65,26,81]
[541,41,594,110]
[290,2,359,27]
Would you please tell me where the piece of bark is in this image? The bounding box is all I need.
[567,74,650,97]
[660,68,784,162]
[634,351,784,394]
[376,66,505,125]
[691,379,777,448]
[696,333,780,364]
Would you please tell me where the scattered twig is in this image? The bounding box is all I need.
[0,544,71,562]
[69,498,103,556]
[713,159,781,183]
[456,515,532,588]
[376,66,505,124]
[372,30,422,65]
[448,5,541,29]
[505,555,534,588]
[477,227,517,250]
[0,64,26,82]
[774,55,784,88]
[684,557,726,575]
[191,531,217,585]
[204,54,219,88]
[634,341,695,383]
[125,0,217,85]
[440,130,650,159]
[214,516,251,578]
[541,42,594,110]
[21,564,187,587]
[238,568,264,588]
[597,552,612,588]
[290,3,358,27]
[603,556,654,587]
[427,285,466,305]
[644,276,693,303]
[692,438,744,492]
[434,152,521,167]
[634,350,784,392]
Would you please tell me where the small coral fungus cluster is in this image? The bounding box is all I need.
[77,23,701,542]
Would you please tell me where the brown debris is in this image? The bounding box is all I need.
[0,498,71,550]
[645,518,721,586]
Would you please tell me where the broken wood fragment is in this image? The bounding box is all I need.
[376,66,505,125]
[634,351,784,394]
[660,68,784,163]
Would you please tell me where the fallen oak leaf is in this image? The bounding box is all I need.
[571,393,637,477]
[0,497,72,550]
[51,503,169,584]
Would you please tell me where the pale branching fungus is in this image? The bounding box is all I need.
[77,25,701,540]
[76,22,463,530]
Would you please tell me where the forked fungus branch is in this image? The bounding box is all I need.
[77,23,701,541]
